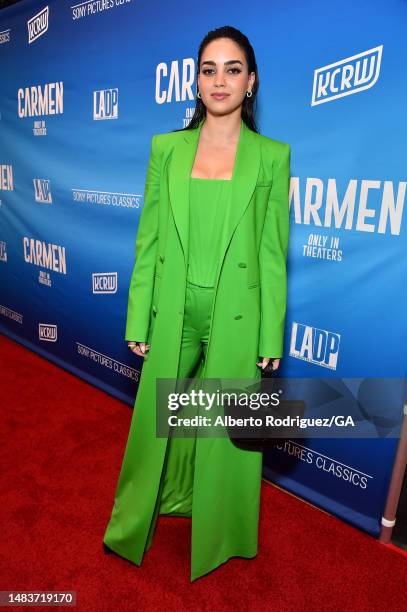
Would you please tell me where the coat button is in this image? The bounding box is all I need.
[234,314,243,320]
[238,262,247,268]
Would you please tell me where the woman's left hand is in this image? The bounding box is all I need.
[256,357,280,370]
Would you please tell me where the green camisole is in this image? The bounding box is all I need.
[187,177,232,288]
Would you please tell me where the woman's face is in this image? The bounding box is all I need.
[197,37,255,117]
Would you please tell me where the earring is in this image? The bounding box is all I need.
[246,90,253,98]
[197,91,202,99]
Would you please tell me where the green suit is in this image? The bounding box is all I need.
[103,118,291,580]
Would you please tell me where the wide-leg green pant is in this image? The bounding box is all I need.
[157,279,216,517]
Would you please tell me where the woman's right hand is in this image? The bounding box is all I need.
[128,341,151,357]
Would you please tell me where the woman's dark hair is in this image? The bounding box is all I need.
[177,25,259,133]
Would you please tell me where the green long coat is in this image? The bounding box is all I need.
[103,118,291,581]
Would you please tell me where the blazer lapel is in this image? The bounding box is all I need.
[168,118,261,272]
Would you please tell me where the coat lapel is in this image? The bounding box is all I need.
[168,118,261,272]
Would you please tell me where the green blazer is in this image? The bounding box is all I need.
[125,118,290,358]
[104,119,291,581]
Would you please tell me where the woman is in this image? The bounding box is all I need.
[103,25,291,581]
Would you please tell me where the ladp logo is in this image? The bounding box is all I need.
[93,89,118,120]
[290,322,340,369]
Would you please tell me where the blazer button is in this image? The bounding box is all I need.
[234,314,243,320]
[238,262,247,268]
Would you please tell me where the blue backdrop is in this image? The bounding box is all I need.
[1,0,406,537]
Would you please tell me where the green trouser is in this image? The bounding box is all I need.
[157,279,215,517]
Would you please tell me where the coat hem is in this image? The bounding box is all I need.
[102,538,143,567]
[190,550,258,582]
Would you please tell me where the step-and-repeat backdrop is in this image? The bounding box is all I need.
[1,0,406,536]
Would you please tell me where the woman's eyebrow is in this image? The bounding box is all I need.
[201,60,244,66]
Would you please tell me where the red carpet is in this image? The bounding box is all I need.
[1,333,406,611]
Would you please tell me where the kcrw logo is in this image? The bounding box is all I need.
[311,45,383,106]
[27,6,49,44]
